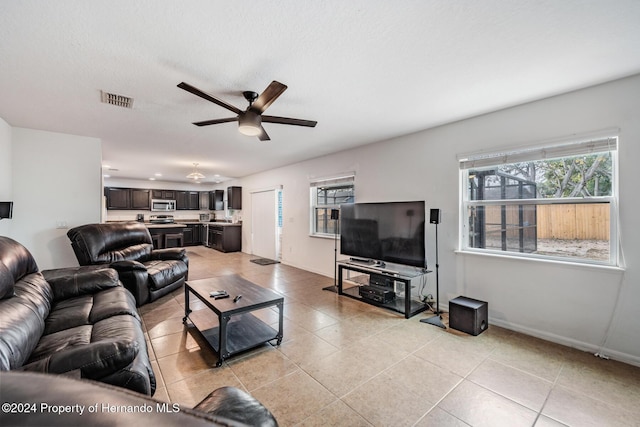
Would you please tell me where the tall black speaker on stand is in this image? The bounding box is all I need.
[323,209,341,293]
[331,209,340,289]
[420,209,446,329]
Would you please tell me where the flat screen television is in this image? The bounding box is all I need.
[340,201,426,268]
[0,202,12,219]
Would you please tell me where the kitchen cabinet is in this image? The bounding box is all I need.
[131,189,151,210]
[227,186,242,209]
[208,225,241,252]
[105,187,150,210]
[151,190,175,200]
[176,191,200,210]
[182,226,193,245]
[182,223,203,246]
[209,190,224,210]
[106,186,206,211]
[105,188,130,209]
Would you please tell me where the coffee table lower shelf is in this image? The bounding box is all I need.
[185,311,280,367]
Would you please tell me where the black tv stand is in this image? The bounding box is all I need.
[337,261,430,319]
[349,257,374,264]
[348,257,387,268]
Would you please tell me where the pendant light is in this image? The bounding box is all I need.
[186,163,205,180]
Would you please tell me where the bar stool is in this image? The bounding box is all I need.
[164,232,184,248]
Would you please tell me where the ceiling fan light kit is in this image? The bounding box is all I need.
[178,80,317,141]
[238,111,262,136]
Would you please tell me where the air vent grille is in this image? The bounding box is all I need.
[101,91,133,108]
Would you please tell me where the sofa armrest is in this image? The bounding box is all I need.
[194,386,278,427]
[42,267,120,301]
[109,261,149,306]
[110,260,147,271]
[151,248,187,261]
[19,339,139,380]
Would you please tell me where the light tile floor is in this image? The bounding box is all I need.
[142,246,640,426]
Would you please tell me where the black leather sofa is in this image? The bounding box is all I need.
[0,236,155,396]
[1,371,278,426]
[67,222,189,306]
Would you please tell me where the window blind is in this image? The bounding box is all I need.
[309,172,355,188]
[458,135,617,170]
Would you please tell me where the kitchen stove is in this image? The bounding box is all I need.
[149,215,175,224]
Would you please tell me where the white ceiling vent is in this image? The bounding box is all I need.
[101,91,133,108]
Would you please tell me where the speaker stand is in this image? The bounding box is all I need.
[322,215,340,293]
[420,221,446,329]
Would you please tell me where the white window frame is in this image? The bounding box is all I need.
[309,173,355,237]
[458,132,619,266]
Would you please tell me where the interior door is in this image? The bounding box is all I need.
[251,189,277,260]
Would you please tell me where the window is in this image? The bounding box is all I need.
[310,174,355,236]
[459,134,618,265]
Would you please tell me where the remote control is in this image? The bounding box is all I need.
[209,290,227,297]
[214,294,230,300]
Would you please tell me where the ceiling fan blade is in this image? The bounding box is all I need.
[178,82,242,115]
[262,115,317,127]
[257,126,271,141]
[251,81,288,113]
[192,117,238,127]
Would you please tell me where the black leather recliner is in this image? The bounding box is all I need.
[0,236,155,396]
[67,222,189,306]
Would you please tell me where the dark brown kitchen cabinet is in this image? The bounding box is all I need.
[105,187,150,210]
[176,191,200,210]
[131,189,151,209]
[105,187,130,209]
[227,186,242,209]
[208,225,241,252]
[151,190,175,200]
[182,227,193,245]
[182,224,203,246]
[208,190,224,210]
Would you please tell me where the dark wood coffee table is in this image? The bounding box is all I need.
[182,275,284,367]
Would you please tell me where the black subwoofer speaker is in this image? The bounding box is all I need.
[449,296,488,336]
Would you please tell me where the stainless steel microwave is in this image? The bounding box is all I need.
[151,199,176,211]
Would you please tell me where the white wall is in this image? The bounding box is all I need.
[11,128,102,269]
[236,74,640,365]
[2,75,638,365]
[0,118,12,236]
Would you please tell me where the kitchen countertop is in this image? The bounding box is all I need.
[145,222,187,229]
[106,220,241,227]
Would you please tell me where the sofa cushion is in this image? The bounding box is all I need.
[42,266,121,301]
[26,313,147,379]
[44,295,93,335]
[146,259,189,290]
[28,325,92,363]
[44,287,139,335]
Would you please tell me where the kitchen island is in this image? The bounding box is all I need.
[204,222,242,252]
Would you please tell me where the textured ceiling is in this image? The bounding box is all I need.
[1,1,639,184]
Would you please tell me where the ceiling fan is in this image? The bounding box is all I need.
[178,81,317,141]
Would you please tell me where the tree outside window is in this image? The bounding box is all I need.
[461,137,617,265]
